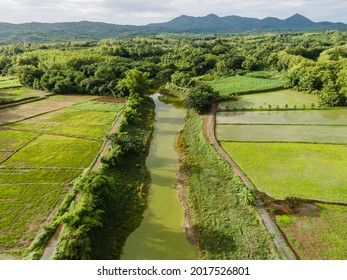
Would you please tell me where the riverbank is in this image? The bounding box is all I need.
[121,93,198,260]
[176,109,280,259]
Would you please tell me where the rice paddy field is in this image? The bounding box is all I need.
[219,89,319,110]
[216,88,347,259]
[217,109,347,125]
[221,142,347,203]
[8,108,118,139]
[0,87,49,105]
[217,125,347,144]
[0,76,21,89]
[209,75,285,98]
[0,95,124,258]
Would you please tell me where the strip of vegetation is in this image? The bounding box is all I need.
[49,94,155,259]
[176,110,280,259]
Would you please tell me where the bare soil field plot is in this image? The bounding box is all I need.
[0,94,94,124]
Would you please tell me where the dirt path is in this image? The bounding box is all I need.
[92,115,122,171]
[40,115,123,260]
[204,103,295,260]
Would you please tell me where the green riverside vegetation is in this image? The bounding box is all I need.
[177,110,280,259]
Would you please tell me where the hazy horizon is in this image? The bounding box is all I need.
[0,0,346,25]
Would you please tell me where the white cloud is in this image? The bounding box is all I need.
[0,0,345,24]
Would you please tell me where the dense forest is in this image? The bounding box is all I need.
[1,31,347,106]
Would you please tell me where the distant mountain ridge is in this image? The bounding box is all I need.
[0,13,346,43]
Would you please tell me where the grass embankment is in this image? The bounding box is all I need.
[209,76,285,99]
[176,110,280,259]
[221,142,347,203]
[276,204,347,259]
[51,96,155,260]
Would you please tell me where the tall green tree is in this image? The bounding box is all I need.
[184,84,219,114]
[116,69,151,96]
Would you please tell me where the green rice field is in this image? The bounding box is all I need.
[0,95,122,257]
[0,169,81,185]
[221,142,347,203]
[8,108,117,139]
[209,75,284,98]
[70,101,124,112]
[276,204,347,259]
[2,134,101,169]
[0,185,68,251]
[0,76,21,89]
[0,87,48,104]
[217,87,347,260]
[0,130,38,151]
[219,89,319,110]
[217,124,347,144]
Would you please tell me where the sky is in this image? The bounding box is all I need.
[0,0,346,25]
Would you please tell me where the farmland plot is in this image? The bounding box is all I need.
[219,89,319,110]
[0,96,123,257]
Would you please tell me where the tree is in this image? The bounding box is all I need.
[184,84,219,114]
[116,69,151,97]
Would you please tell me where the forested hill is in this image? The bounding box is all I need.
[146,14,347,33]
[1,13,346,43]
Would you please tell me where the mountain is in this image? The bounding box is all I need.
[145,13,346,33]
[0,14,346,43]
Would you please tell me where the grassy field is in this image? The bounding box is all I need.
[70,101,124,112]
[8,108,117,139]
[221,142,347,203]
[0,76,21,89]
[0,169,81,185]
[209,75,285,98]
[2,134,101,169]
[217,109,347,125]
[276,204,347,259]
[0,87,48,104]
[0,95,122,258]
[0,130,38,151]
[216,124,347,144]
[177,111,280,259]
[0,152,11,162]
[219,89,319,110]
[0,185,68,252]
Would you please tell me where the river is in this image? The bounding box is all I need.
[121,93,198,260]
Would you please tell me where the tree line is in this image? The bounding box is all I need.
[0,31,346,106]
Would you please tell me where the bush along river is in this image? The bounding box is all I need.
[121,93,198,260]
